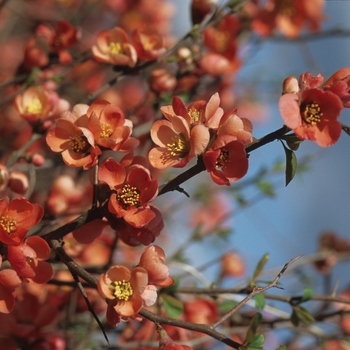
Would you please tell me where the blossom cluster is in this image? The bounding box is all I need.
[149,93,253,185]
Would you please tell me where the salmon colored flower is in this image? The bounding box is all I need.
[131,26,166,61]
[0,197,43,246]
[204,137,249,186]
[221,252,246,277]
[137,245,174,287]
[98,265,148,319]
[323,67,350,108]
[7,236,53,284]
[92,27,137,67]
[99,158,158,228]
[279,87,343,147]
[252,0,325,38]
[184,298,218,324]
[46,104,102,169]
[14,86,69,124]
[0,255,22,314]
[86,99,139,151]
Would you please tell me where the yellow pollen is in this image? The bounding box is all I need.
[100,122,113,138]
[215,148,229,168]
[188,109,201,125]
[166,135,189,157]
[69,134,90,153]
[109,42,122,55]
[113,280,133,301]
[0,215,17,234]
[118,184,141,207]
[302,102,323,125]
[26,98,43,115]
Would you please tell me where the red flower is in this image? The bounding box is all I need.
[98,265,148,321]
[279,88,343,147]
[0,198,43,246]
[92,27,137,67]
[0,255,22,314]
[323,67,350,108]
[99,158,158,228]
[46,104,102,169]
[7,236,53,284]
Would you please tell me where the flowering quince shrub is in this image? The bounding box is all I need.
[1,0,350,349]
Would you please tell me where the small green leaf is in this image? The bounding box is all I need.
[256,180,275,197]
[251,253,269,282]
[275,346,287,350]
[291,305,315,326]
[161,295,183,319]
[248,333,265,347]
[219,300,236,313]
[245,313,262,344]
[280,141,297,186]
[301,287,314,302]
[291,308,299,326]
[254,294,266,310]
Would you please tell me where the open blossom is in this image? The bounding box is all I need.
[99,158,158,228]
[46,104,102,169]
[86,99,139,151]
[7,236,53,284]
[14,86,69,124]
[0,255,22,314]
[279,73,344,147]
[0,197,43,246]
[323,67,350,108]
[92,26,137,67]
[131,26,166,61]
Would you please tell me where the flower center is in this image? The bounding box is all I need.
[109,42,122,55]
[215,148,229,168]
[0,215,17,234]
[188,109,201,125]
[69,134,90,153]
[166,135,189,158]
[302,102,323,125]
[118,184,141,208]
[26,98,43,115]
[100,122,113,138]
[113,280,133,301]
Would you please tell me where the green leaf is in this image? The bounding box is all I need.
[254,294,266,310]
[161,295,183,319]
[251,253,269,282]
[248,333,265,347]
[291,306,315,326]
[219,300,236,313]
[245,313,262,344]
[275,346,287,350]
[256,180,275,197]
[301,287,314,302]
[282,134,303,151]
[281,141,297,186]
[291,308,299,327]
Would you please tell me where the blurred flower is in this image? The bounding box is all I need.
[221,252,246,277]
[149,68,177,94]
[0,197,43,246]
[191,0,218,25]
[131,26,166,60]
[7,236,53,284]
[92,26,137,67]
[184,298,218,325]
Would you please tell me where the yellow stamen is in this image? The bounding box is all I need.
[26,98,43,115]
[166,135,189,157]
[215,148,229,168]
[100,122,113,138]
[113,280,133,301]
[109,42,122,55]
[188,109,201,125]
[0,216,17,234]
[302,102,323,125]
[69,134,90,153]
[118,184,140,208]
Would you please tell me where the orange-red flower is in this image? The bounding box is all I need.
[7,236,53,284]
[92,27,137,67]
[279,86,343,147]
[0,197,43,246]
[86,99,139,151]
[323,67,350,108]
[14,86,69,124]
[46,104,102,169]
[0,255,22,314]
[131,26,166,61]
[98,265,148,321]
[99,158,159,228]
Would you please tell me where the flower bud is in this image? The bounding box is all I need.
[282,76,299,95]
[221,252,245,277]
[149,68,176,94]
[0,165,9,192]
[8,171,29,194]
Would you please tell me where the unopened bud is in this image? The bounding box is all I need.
[9,171,29,194]
[149,69,177,94]
[31,153,45,166]
[282,76,299,95]
[0,165,9,192]
[221,252,245,277]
